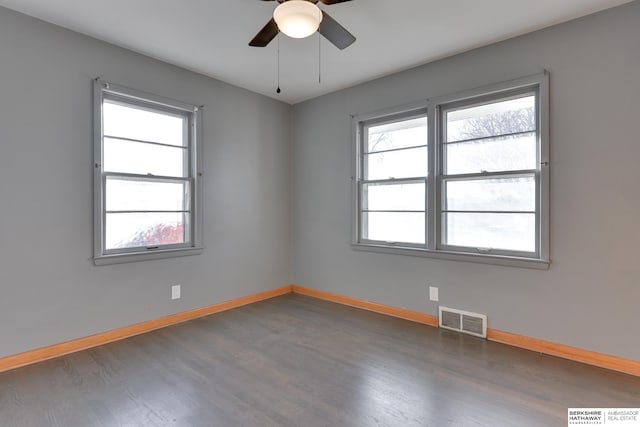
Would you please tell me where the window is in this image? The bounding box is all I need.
[359,112,428,245]
[353,73,549,268]
[93,80,203,265]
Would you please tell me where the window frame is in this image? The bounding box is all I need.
[352,72,549,269]
[358,107,429,248]
[93,79,204,265]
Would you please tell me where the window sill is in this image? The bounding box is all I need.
[94,247,203,266]
[351,243,550,270]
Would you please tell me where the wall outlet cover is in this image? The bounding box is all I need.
[171,285,181,300]
[429,286,439,302]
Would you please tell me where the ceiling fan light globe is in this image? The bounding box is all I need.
[273,0,322,39]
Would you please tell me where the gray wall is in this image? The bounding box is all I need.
[2,1,639,364]
[0,7,291,358]
[291,2,640,361]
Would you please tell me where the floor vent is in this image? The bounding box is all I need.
[439,306,487,338]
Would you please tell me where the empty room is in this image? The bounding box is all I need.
[0,0,639,426]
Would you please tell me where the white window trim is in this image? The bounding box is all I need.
[93,79,204,265]
[351,72,550,269]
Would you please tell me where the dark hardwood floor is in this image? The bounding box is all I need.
[1,294,638,426]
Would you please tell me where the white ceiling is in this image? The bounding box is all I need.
[0,0,632,104]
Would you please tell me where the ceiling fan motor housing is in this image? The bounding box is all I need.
[273,0,323,39]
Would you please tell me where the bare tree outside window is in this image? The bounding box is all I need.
[443,95,538,252]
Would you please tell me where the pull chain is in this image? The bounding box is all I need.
[318,7,322,85]
[276,34,281,94]
[318,31,321,85]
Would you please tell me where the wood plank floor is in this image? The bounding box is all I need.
[1,294,638,426]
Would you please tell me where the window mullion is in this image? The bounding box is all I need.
[435,102,446,251]
[427,101,437,250]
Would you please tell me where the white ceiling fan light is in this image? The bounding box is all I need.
[273,0,323,39]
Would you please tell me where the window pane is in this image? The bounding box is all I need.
[445,132,536,175]
[106,178,189,212]
[367,116,427,153]
[443,212,535,252]
[366,146,427,180]
[445,176,535,212]
[363,212,425,244]
[363,182,425,211]
[104,137,186,177]
[103,101,185,146]
[446,95,535,142]
[106,212,188,250]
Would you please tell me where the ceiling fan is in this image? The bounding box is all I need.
[249,0,356,50]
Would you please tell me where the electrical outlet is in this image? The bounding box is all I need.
[171,284,181,300]
[429,286,439,302]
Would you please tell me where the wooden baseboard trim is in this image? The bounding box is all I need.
[292,285,439,327]
[3,284,638,378]
[487,329,640,377]
[0,285,292,374]
[292,285,639,377]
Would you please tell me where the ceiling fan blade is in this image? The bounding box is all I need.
[318,11,355,50]
[249,18,279,47]
[319,0,353,4]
